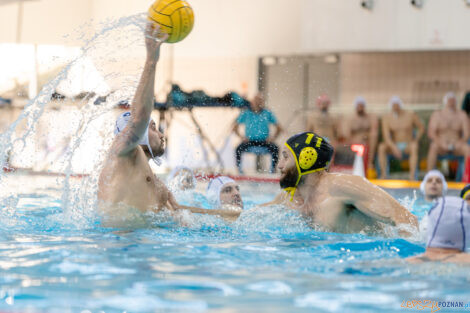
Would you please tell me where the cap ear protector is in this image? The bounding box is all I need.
[283,132,334,200]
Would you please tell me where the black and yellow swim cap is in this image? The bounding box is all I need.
[461,184,470,200]
[283,132,334,199]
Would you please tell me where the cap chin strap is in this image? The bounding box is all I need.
[146,144,162,166]
[284,187,297,201]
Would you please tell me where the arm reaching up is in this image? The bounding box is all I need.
[113,23,168,158]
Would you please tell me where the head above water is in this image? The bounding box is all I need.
[426,196,469,252]
[250,93,265,113]
[279,132,334,199]
[354,96,366,115]
[443,92,457,110]
[206,176,243,209]
[114,111,165,162]
[420,170,447,201]
[316,94,331,112]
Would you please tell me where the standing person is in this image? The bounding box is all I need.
[233,93,282,174]
[378,96,425,180]
[427,92,470,171]
[306,94,340,147]
[344,96,379,173]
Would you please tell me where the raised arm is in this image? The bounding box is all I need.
[113,24,167,157]
[332,175,418,229]
[167,193,241,219]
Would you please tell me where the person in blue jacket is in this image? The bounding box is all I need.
[233,93,282,173]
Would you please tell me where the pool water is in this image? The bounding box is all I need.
[0,173,469,313]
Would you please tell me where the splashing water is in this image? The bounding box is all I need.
[0,13,468,313]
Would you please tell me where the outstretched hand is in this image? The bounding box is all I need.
[145,22,169,62]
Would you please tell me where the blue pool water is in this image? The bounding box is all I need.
[0,173,469,313]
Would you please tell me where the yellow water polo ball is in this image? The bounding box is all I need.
[299,147,318,170]
[148,0,194,43]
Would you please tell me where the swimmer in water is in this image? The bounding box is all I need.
[98,24,173,224]
[206,176,243,221]
[265,132,418,236]
[420,170,447,203]
[407,195,470,264]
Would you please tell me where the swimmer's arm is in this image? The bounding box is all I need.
[412,113,425,141]
[167,193,240,218]
[114,24,167,157]
[178,205,241,218]
[336,176,418,228]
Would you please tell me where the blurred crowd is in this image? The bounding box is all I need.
[233,91,470,181]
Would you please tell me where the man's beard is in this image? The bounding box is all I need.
[280,166,301,189]
[143,144,165,158]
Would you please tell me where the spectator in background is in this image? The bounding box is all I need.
[306,94,341,146]
[378,96,425,180]
[344,96,379,173]
[427,92,470,171]
[233,93,282,174]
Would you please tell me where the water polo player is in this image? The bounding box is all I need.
[265,132,418,236]
[97,24,177,226]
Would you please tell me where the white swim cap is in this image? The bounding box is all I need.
[427,196,470,251]
[354,96,366,109]
[443,92,457,106]
[206,176,236,207]
[420,170,447,195]
[114,111,161,165]
[388,95,403,111]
